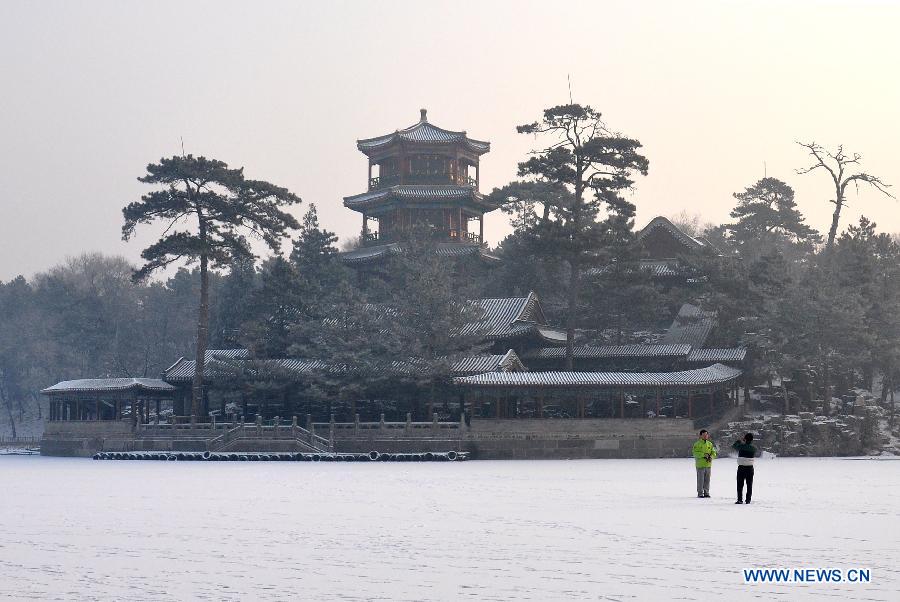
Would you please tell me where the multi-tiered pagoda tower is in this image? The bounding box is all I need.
[341,109,499,263]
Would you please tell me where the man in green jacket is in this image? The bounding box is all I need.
[692,429,717,498]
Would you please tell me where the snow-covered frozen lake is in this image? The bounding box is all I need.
[0,456,897,601]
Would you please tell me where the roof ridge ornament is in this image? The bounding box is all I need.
[420,108,428,122]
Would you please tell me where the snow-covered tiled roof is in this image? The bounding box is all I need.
[686,348,747,363]
[42,378,176,395]
[343,185,495,210]
[165,356,330,382]
[340,242,499,264]
[340,243,401,263]
[166,350,526,382]
[356,110,490,156]
[525,344,692,360]
[659,304,716,347]
[454,363,742,388]
[451,350,527,375]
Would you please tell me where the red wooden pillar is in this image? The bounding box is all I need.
[619,388,625,418]
[709,391,714,416]
[479,214,484,243]
[688,393,693,418]
[656,388,661,417]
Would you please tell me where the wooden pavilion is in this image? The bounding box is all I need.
[42,378,176,424]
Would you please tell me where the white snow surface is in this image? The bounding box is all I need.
[0,457,898,601]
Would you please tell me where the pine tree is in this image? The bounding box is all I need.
[122,155,300,421]
[727,177,820,262]
[289,203,344,315]
[503,104,649,368]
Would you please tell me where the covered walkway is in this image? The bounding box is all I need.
[454,363,743,419]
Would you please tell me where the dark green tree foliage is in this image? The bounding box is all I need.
[246,256,299,358]
[292,231,488,418]
[289,203,345,315]
[771,263,870,414]
[486,182,573,312]
[726,177,821,262]
[122,155,301,420]
[385,232,489,416]
[210,252,258,348]
[290,204,339,275]
[509,104,649,367]
[290,280,401,406]
[583,261,660,345]
[489,231,565,310]
[705,250,793,407]
[833,218,900,401]
[245,204,347,357]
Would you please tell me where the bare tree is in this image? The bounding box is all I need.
[796,142,893,250]
[668,210,716,238]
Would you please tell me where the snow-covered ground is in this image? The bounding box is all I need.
[0,457,897,601]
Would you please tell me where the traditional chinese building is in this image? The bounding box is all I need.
[633,216,722,283]
[38,114,750,459]
[341,109,500,263]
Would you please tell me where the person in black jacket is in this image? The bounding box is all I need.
[732,433,757,504]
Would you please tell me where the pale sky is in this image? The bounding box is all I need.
[2,0,898,281]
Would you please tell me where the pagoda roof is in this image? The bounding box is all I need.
[343,185,497,211]
[357,109,490,156]
[340,242,500,264]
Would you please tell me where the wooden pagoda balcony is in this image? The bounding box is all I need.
[368,173,477,190]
